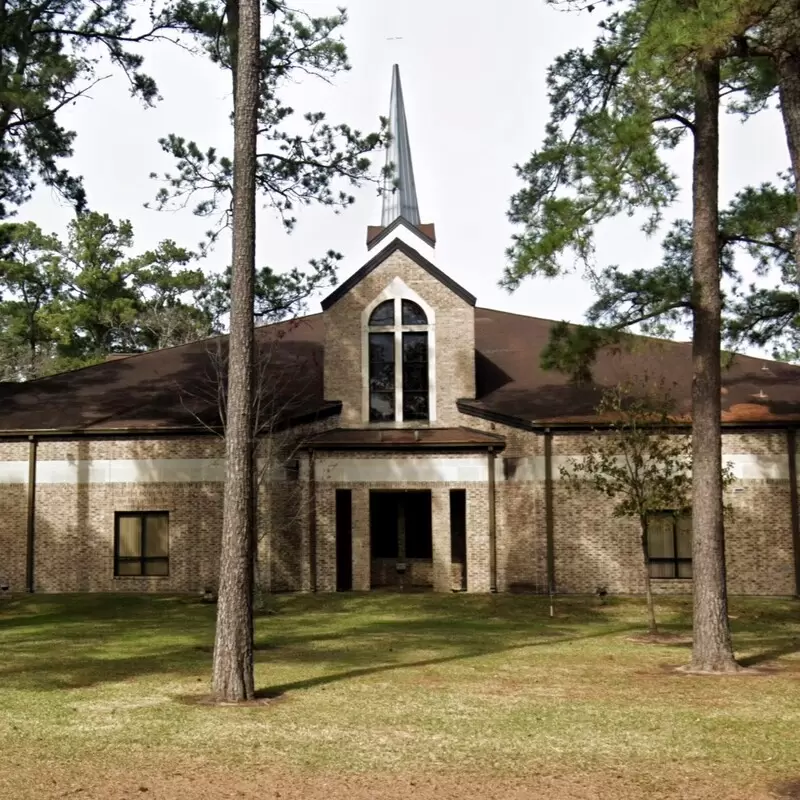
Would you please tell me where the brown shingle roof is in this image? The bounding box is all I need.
[465,308,800,427]
[0,315,334,435]
[1,306,800,436]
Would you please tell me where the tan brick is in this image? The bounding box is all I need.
[323,250,475,427]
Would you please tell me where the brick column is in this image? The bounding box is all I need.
[431,488,451,592]
[352,486,371,591]
[315,486,336,592]
[255,481,271,594]
[466,485,491,592]
[298,454,312,592]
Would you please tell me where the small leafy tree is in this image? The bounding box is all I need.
[561,384,693,634]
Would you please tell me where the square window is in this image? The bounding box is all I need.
[114,512,169,577]
[403,392,429,420]
[370,392,395,421]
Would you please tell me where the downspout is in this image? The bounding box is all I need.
[308,449,317,592]
[544,429,556,599]
[787,429,800,597]
[25,435,37,593]
[488,447,497,592]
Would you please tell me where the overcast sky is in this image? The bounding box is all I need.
[23,0,790,340]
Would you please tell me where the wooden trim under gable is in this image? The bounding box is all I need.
[321,238,477,311]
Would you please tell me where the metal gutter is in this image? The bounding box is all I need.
[788,430,800,597]
[303,442,506,453]
[0,404,342,441]
[488,447,497,592]
[25,436,37,593]
[456,400,800,434]
[544,429,556,597]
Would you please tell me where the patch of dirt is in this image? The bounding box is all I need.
[0,763,781,800]
[771,778,800,799]
[174,690,287,707]
[626,633,692,646]
[667,663,783,677]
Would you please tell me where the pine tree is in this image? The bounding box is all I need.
[0,1,175,218]
[0,214,209,377]
[210,0,259,704]
[504,0,780,672]
[151,2,386,242]
[149,1,385,701]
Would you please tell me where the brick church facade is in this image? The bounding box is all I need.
[1,67,800,597]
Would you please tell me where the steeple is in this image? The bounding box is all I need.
[381,64,421,227]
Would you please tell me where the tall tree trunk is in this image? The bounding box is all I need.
[777,51,800,283]
[689,59,739,674]
[226,0,241,105]
[212,0,260,703]
[640,520,658,634]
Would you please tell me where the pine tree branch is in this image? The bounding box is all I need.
[653,113,696,133]
[4,76,110,132]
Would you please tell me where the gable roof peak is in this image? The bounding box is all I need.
[320,237,476,311]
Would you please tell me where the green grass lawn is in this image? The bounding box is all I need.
[1,593,799,799]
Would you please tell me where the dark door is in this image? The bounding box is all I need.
[335,489,353,591]
[450,489,467,590]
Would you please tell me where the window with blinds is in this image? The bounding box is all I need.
[114,512,170,577]
[646,511,692,579]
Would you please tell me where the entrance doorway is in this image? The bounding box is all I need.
[335,489,353,591]
[369,490,432,588]
[450,489,467,590]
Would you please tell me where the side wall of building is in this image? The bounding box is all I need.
[0,435,313,594]
[0,426,797,596]
[549,429,797,596]
[29,438,224,593]
[0,441,31,593]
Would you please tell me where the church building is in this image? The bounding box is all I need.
[1,66,800,597]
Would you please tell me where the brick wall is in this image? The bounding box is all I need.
[0,484,27,592]
[0,423,797,596]
[33,481,223,593]
[323,249,476,426]
[725,481,795,595]
[0,439,28,593]
[546,429,798,595]
[34,438,226,461]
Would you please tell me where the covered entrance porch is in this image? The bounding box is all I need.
[304,426,505,593]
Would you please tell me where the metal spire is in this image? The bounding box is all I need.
[381,64,421,227]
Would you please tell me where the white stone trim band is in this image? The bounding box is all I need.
[504,454,790,482]
[0,452,791,486]
[0,458,226,485]
[315,456,488,483]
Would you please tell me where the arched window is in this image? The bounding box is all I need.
[367,296,431,422]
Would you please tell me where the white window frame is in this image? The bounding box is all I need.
[361,277,436,425]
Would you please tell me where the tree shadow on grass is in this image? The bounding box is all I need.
[2,594,799,692]
[0,595,637,692]
[738,637,800,668]
[253,625,640,698]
